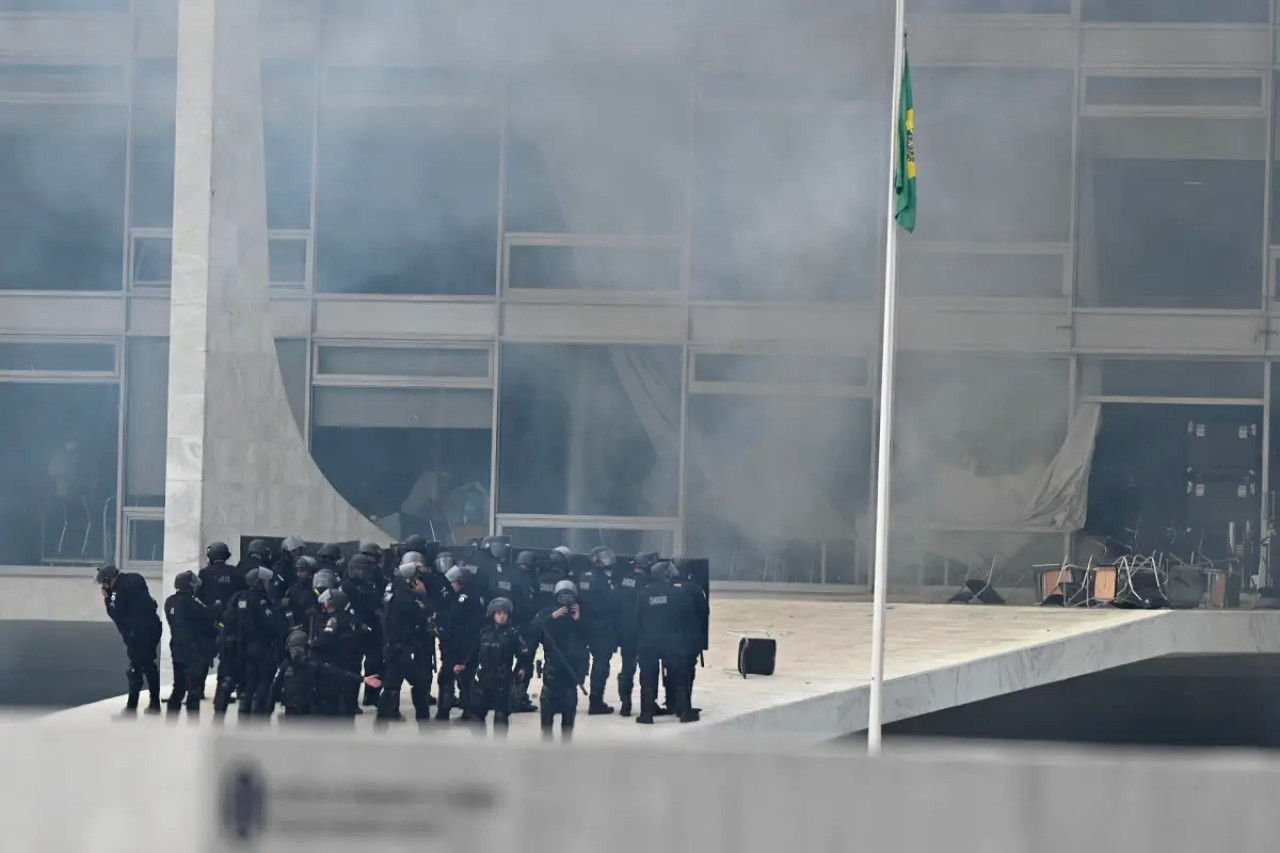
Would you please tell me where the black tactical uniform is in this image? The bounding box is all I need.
[236,567,289,718]
[237,539,271,585]
[97,565,163,714]
[532,580,589,741]
[534,551,568,615]
[508,551,540,712]
[272,630,367,720]
[281,555,319,630]
[197,541,245,615]
[164,571,218,714]
[462,597,526,735]
[436,566,485,722]
[342,554,385,710]
[212,586,249,717]
[358,540,388,589]
[579,546,619,715]
[271,535,306,600]
[613,553,654,716]
[635,562,698,725]
[376,564,434,723]
[666,559,710,719]
[310,588,364,718]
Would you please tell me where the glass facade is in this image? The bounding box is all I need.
[3,1,1280,590]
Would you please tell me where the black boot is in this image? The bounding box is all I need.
[363,685,382,708]
[636,688,656,725]
[375,689,402,724]
[588,693,615,715]
[619,695,632,717]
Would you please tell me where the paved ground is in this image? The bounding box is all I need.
[47,597,1164,742]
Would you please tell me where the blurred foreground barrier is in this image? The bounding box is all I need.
[13,717,1280,853]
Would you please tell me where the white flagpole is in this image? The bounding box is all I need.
[867,0,908,756]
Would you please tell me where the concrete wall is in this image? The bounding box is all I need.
[13,722,1280,853]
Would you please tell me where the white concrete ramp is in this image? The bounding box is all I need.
[48,600,1280,742]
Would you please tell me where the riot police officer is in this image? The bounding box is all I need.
[436,565,485,722]
[579,546,619,715]
[532,579,589,741]
[97,564,163,715]
[508,550,540,713]
[272,629,379,721]
[667,558,709,720]
[463,597,526,736]
[376,563,434,724]
[272,535,306,597]
[197,541,244,614]
[239,539,271,579]
[281,555,319,629]
[310,587,363,718]
[613,552,654,716]
[534,551,568,616]
[164,570,217,715]
[635,561,698,725]
[358,540,387,588]
[236,567,289,718]
[342,554,385,710]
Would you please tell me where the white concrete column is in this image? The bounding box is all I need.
[162,0,382,652]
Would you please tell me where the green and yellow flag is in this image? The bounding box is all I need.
[893,50,916,233]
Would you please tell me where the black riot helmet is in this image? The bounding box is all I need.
[482,536,509,561]
[435,552,455,575]
[293,555,318,578]
[174,570,200,593]
[634,552,658,571]
[403,534,428,554]
[394,562,420,586]
[553,579,577,607]
[548,548,570,573]
[346,553,376,583]
[286,629,309,663]
[318,587,348,611]
[486,597,513,619]
[359,540,383,560]
[206,541,231,562]
[281,536,306,556]
[247,539,269,561]
[590,546,617,569]
[317,542,342,563]
[515,551,536,571]
[313,568,337,593]
[650,561,674,583]
[95,564,120,587]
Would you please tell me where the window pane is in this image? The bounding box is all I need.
[912,0,1069,11]
[132,235,172,286]
[0,0,127,8]
[263,61,315,230]
[506,69,688,235]
[901,250,1064,298]
[507,244,682,293]
[1082,0,1267,23]
[0,383,120,565]
[693,109,882,301]
[693,353,866,387]
[685,393,869,584]
[1086,76,1263,109]
[0,342,115,373]
[130,60,176,229]
[316,346,490,379]
[127,517,165,563]
[498,344,682,517]
[275,339,307,434]
[125,339,167,506]
[0,104,126,291]
[268,237,307,285]
[311,386,493,539]
[1078,150,1264,309]
[910,68,1073,244]
[1084,358,1263,400]
[315,105,499,296]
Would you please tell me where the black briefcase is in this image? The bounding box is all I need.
[737,636,776,678]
